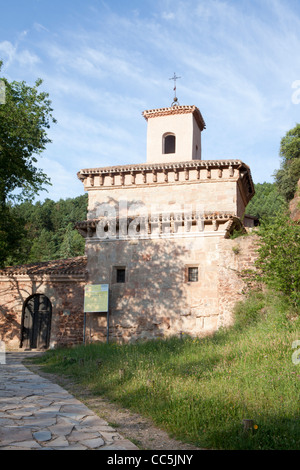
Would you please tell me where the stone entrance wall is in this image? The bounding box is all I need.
[0,257,87,350]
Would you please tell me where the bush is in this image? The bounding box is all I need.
[256,214,300,309]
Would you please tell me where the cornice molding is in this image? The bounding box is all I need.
[142,105,206,131]
[78,159,246,177]
[77,159,254,203]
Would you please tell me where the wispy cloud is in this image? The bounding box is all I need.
[0,39,40,69]
[1,0,299,200]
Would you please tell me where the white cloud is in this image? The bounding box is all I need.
[1,0,300,200]
[0,40,40,68]
[35,156,84,202]
[161,12,175,20]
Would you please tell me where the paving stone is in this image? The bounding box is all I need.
[9,440,42,449]
[68,430,101,442]
[8,410,34,418]
[99,431,122,443]
[33,431,52,442]
[50,444,88,450]
[38,405,61,414]
[21,416,57,427]
[60,404,92,413]
[0,426,33,445]
[0,446,32,450]
[0,352,138,451]
[47,417,75,436]
[81,437,105,449]
[0,418,16,426]
[47,436,69,447]
[79,415,109,427]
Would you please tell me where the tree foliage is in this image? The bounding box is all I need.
[256,214,300,309]
[0,61,56,205]
[4,194,87,266]
[274,123,300,202]
[246,182,287,222]
[0,62,57,266]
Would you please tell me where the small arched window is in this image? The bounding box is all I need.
[163,133,176,154]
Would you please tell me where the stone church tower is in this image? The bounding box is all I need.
[76,100,255,343]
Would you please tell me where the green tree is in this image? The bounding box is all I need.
[256,214,300,308]
[0,61,56,266]
[59,223,85,258]
[0,204,27,266]
[5,194,88,265]
[0,63,56,204]
[29,229,57,262]
[246,182,287,222]
[274,124,300,202]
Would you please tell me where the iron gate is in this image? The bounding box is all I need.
[21,294,52,349]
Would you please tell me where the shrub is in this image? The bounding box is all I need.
[255,214,300,309]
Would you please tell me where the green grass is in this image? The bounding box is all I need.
[33,291,300,450]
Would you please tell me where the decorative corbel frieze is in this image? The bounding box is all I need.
[212,219,218,231]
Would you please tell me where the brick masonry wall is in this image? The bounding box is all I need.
[0,276,86,350]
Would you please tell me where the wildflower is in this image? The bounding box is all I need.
[254,424,258,430]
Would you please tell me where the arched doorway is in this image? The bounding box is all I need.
[21,294,52,349]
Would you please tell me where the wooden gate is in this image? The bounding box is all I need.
[21,294,52,349]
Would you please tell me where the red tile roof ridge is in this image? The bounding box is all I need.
[0,256,87,276]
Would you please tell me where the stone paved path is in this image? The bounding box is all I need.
[0,352,138,450]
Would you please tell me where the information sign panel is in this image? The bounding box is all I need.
[84,284,109,312]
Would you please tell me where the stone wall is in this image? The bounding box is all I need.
[0,237,260,349]
[0,258,87,350]
[84,234,259,344]
[218,234,260,328]
[78,159,254,224]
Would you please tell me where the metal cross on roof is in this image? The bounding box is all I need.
[169,72,181,106]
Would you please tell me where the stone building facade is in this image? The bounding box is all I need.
[76,104,256,343]
[0,102,257,349]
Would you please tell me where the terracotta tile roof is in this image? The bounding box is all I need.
[0,256,87,276]
[142,105,206,131]
[78,159,250,176]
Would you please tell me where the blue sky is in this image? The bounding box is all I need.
[1,0,300,201]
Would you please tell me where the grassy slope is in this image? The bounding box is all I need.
[34,291,300,450]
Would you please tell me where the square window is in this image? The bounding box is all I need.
[188,267,198,282]
[116,268,126,283]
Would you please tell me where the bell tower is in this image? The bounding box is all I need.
[143,105,206,164]
[143,73,206,163]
